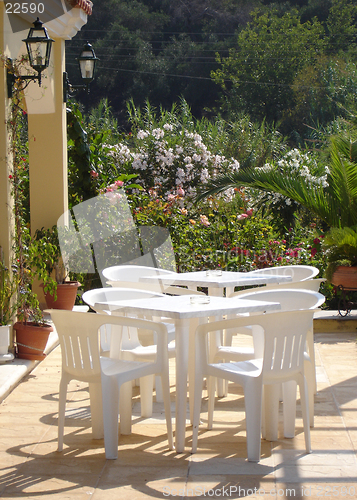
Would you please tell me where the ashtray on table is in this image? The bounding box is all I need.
[190,295,210,305]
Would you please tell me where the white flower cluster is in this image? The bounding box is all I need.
[254,149,329,208]
[109,125,240,199]
[106,144,132,164]
[274,149,329,188]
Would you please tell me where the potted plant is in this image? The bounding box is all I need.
[322,226,357,288]
[29,225,80,310]
[13,284,53,360]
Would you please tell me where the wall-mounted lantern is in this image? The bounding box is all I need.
[7,17,54,98]
[63,42,98,102]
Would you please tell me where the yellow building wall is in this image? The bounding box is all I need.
[28,39,68,233]
[0,3,14,265]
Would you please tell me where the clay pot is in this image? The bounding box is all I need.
[14,321,53,360]
[42,281,80,310]
[331,266,357,289]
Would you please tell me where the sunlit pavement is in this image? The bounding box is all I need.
[0,310,356,499]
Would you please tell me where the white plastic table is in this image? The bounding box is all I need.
[141,270,292,397]
[101,294,281,452]
[140,270,292,297]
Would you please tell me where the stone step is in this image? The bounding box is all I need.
[314,314,357,333]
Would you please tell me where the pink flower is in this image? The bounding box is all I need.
[177,187,185,197]
[115,180,124,187]
[237,214,248,220]
[200,215,210,226]
[90,170,99,178]
[246,209,253,216]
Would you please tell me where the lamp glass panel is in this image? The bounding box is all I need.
[79,52,95,80]
[28,40,47,68]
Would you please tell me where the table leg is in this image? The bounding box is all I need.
[188,317,201,423]
[208,287,226,397]
[175,317,190,453]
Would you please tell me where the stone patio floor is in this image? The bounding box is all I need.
[0,316,356,499]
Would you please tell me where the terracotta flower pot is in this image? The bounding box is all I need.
[13,321,53,360]
[42,281,80,310]
[331,266,357,289]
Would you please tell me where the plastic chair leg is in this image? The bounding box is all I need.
[298,374,311,454]
[140,375,154,417]
[304,356,315,427]
[155,375,163,403]
[207,376,216,430]
[282,380,297,438]
[89,381,104,439]
[191,368,204,453]
[159,371,174,450]
[57,377,68,452]
[306,329,317,394]
[102,376,120,460]
[119,380,133,435]
[244,379,262,462]
[263,383,280,442]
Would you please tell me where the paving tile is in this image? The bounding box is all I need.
[186,475,277,499]
[1,330,357,498]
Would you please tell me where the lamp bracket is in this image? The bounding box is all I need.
[6,58,42,99]
[63,72,90,103]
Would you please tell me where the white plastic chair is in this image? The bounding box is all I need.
[192,309,315,461]
[46,309,173,459]
[230,277,326,394]
[220,288,325,432]
[82,287,175,416]
[102,264,205,296]
[248,265,319,282]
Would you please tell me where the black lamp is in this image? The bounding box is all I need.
[63,42,98,102]
[7,18,54,98]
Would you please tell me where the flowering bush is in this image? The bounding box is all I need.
[238,148,330,231]
[129,190,325,274]
[105,125,240,200]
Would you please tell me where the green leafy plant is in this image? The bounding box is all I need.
[197,134,357,230]
[28,226,67,300]
[3,55,47,326]
[322,226,357,281]
[0,248,20,326]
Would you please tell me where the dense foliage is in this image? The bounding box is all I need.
[67,0,357,143]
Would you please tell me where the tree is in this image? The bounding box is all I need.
[211,8,325,124]
[325,0,357,54]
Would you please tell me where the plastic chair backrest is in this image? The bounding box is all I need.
[250,265,319,282]
[102,265,174,283]
[259,278,325,293]
[82,287,165,353]
[260,309,315,381]
[82,287,164,307]
[234,288,325,311]
[196,309,315,376]
[49,309,107,381]
[47,309,168,378]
